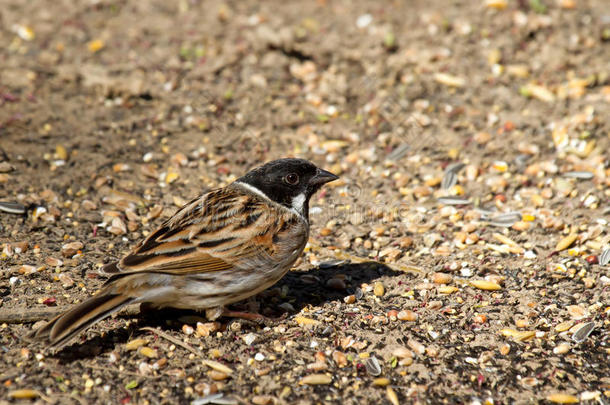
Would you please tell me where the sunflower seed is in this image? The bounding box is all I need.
[441,171,458,190]
[600,248,610,266]
[441,163,465,189]
[514,154,531,167]
[319,260,347,269]
[0,201,26,215]
[365,356,382,376]
[563,171,594,180]
[474,207,495,220]
[436,196,471,205]
[192,393,238,405]
[386,143,410,161]
[445,162,465,175]
[572,322,596,343]
[485,212,521,227]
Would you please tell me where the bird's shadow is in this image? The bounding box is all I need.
[51,261,412,361]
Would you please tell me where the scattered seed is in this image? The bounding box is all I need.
[386,386,399,405]
[500,329,535,341]
[431,272,452,284]
[208,370,229,381]
[408,338,425,355]
[555,321,574,332]
[202,359,233,375]
[553,343,570,354]
[563,171,594,179]
[434,73,465,87]
[61,241,83,257]
[599,248,610,266]
[294,316,320,326]
[332,351,348,368]
[8,389,39,399]
[470,280,501,291]
[364,356,382,376]
[373,377,390,386]
[555,233,578,251]
[437,196,471,206]
[139,347,158,358]
[126,339,148,351]
[0,201,27,214]
[397,310,418,321]
[373,282,385,297]
[438,286,459,294]
[546,393,579,404]
[441,171,458,190]
[572,322,596,343]
[299,374,331,385]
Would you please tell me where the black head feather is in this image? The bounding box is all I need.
[236,158,338,218]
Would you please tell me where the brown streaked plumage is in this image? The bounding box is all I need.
[29,158,338,349]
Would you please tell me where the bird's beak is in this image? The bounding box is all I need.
[311,168,339,186]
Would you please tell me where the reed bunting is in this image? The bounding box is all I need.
[30,158,338,349]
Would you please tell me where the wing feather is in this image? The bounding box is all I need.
[106,185,296,278]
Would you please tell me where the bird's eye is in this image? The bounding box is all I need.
[284,173,299,185]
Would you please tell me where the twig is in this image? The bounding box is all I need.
[140,326,203,357]
[0,305,141,324]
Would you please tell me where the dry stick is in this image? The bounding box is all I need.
[0,305,141,324]
[140,326,203,357]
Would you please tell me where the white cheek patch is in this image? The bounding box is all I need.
[291,193,306,215]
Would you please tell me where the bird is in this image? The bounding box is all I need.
[29,158,338,349]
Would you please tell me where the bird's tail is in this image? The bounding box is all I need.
[28,288,135,350]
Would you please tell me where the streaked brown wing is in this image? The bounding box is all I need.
[107,186,286,277]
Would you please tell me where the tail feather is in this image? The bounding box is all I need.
[29,290,135,349]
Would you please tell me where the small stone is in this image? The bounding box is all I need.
[585,255,598,265]
[81,200,97,210]
[61,241,83,257]
[326,278,346,290]
[553,343,570,355]
[196,322,221,337]
[343,295,356,304]
[397,310,418,321]
[332,351,348,368]
[408,339,425,355]
[499,344,510,355]
[252,395,275,405]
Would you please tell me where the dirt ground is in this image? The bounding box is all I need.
[1,0,609,403]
